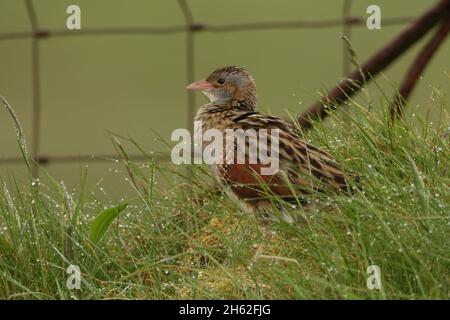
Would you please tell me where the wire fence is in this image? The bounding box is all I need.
[0,0,412,177]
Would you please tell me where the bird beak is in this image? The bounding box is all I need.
[186,79,213,91]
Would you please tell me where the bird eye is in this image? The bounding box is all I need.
[217,78,225,84]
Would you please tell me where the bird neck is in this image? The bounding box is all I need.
[233,85,257,111]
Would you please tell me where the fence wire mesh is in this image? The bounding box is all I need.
[0,0,412,177]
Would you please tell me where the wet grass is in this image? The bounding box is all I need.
[0,93,449,299]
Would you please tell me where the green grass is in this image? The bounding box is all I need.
[0,93,449,300]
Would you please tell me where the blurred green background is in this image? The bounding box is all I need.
[1,0,449,198]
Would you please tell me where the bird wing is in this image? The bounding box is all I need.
[228,111,350,193]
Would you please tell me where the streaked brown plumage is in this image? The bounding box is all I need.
[187,65,353,212]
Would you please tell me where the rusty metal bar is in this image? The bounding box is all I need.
[299,0,450,129]
[0,154,169,166]
[391,15,450,117]
[0,17,413,41]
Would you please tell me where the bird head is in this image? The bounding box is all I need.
[186,65,257,110]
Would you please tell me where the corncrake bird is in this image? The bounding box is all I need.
[187,66,355,218]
